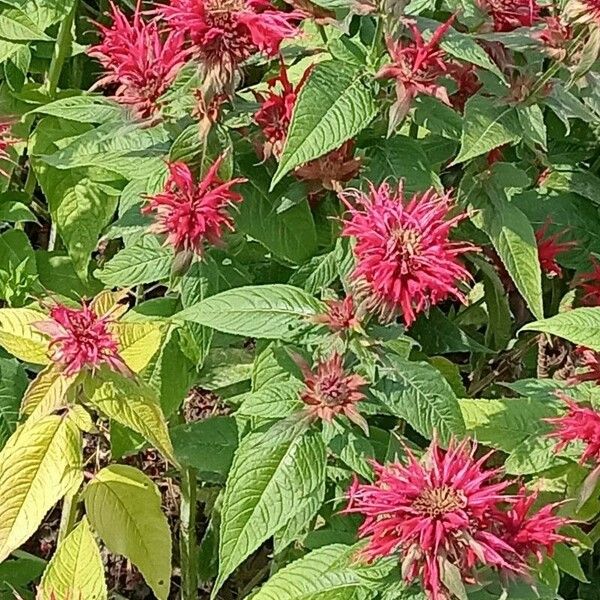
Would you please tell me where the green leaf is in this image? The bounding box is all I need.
[178,284,325,339]
[505,435,573,475]
[84,465,171,600]
[112,320,165,374]
[171,416,238,482]
[196,346,253,391]
[553,543,588,582]
[96,236,173,287]
[0,198,36,222]
[0,413,82,562]
[29,95,126,124]
[521,307,600,351]
[238,380,304,418]
[451,95,520,164]
[373,357,466,445]
[0,357,28,448]
[0,307,49,364]
[214,421,327,595]
[272,60,378,188]
[36,251,103,300]
[83,369,176,465]
[38,517,107,600]
[518,105,547,150]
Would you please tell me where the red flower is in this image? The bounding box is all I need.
[576,259,600,306]
[35,303,128,377]
[377,18,454,125]
[144,156,246,256]
[345,440,523,600]
[158,0,301,88]
[499,488,568,563]
[565,0,600,26]
[300,353,367,432]
[448,64,481,112]
[547,396,600,464]
[89,1,188,119]
[0,120,18,176]
[478,0,541,32]
[341,182,476,327]
[535,17,573,60]
[535,223,575,278]
[313,296,359,332]
[569,347,600,385]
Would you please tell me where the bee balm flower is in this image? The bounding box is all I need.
[535,223,575,278]
[478,0,541,32]
[341,182,476,326]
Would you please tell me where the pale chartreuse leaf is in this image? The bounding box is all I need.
[451,95,520,164]
[0,358,27,448]
[521,308,600,351]
[30,95,126,124]
[213,420,326,595]
[0,307,49,364]
[20,365,76,421]
[373,357,465,445]
[272,60,378,188]
[111,321,164,373]
[83,369,176,465]
[38,517,107,600]
[84,465,171,600]
[96,236,172,287]
[251,544,392,600]
[178,284,324,339]
[0,413,82,562]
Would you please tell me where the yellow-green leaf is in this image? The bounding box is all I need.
[83,369,176,465]
[84,465,171,600]
[38,517,107,600]
[20,366,76,421]
[90,290,129,320]
[0,414,82,563]
[0,308,49,364]
[112,321,164,373]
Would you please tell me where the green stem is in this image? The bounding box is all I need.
[179,467,198,600]
[44,0,78,97]
[57,493,79,545]
[370,16,384,61]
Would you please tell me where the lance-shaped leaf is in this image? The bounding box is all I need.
[38,517,107,600]
[271,60,378,188]
[0,307,49,364]
[111,321,165,373]
[0,357,28,448]
[0,413,82,563]
[84,465,171,600]
[20,366,77,421]
[83,369,176,465]
[213,420,327,596]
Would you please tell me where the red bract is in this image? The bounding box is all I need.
[448,64,481,112]
[0,119,17,176]
[144,156,246,256]
[547,396,600,464]
[157,0,301,88]
[300,353,367,432]
[535,223,575,278]
[569,347,600,385]
[313,296,359,332]
[536,17,573,60]
[34,303,128,377]
[341,182,476,326]
[576,260,600,306]
[89,1,188,119]
[345,440,525,600]
[377,18,454,124]
[478,0,541,32]
[565,0,600,26]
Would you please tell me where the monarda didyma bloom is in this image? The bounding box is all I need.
[478,0,541,32]
[144,156,246,258]
[341,182,476,326]
[345,439,567,600]
[35,303,128,377]
[535,223,575,278]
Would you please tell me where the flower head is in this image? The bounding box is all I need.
[313,296,359,332]
[565,0,600,27]
[341,183,476,326]
[448,64,481,112]
[144,156,246,256]
[575,260,600,306]
[158,0,301,90]
[478,0,541,32]
[535,17,573,60]
[535,223,575,278]
[345,439,566,600]
[547,396,600,464]
[0,119,18,176]
[89,1,188,118]
[377,18,455,124]
[300,353,367,431]
[35,302,128,377]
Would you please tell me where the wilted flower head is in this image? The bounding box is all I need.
[535,223,575,278]
[35,302,128,377]
[547,395,600,464]
[576,260,600,306]
[300,353,367,432]
[564,0,600,27]
[144,156,246,256]
[313,296,359,332]
[569,347,600,386]
[535,17,573,60]
[345,439,566,600]
[341,182,476,326]
[158,0,301,90]
[478,0,541,32]
[89,1,188,118]
[0,119,18,176]
[448,64,481,112]
[377,18,454,126]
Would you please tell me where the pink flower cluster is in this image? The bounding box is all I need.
[346,439,567,600]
